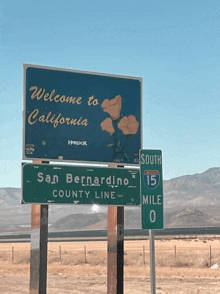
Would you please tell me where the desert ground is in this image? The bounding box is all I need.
[0,236,220,293]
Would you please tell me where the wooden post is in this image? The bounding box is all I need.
[59,246,61,262]
[30,204,48,294]
[210,245,212,267]
[143,245,145,265]
[84,246,87,263]
[117,206,124,293]
[107,205,124,294]
[174,245,176,259]
[12,246,14,263]
[29,160,49,294]
[107,164,124,294]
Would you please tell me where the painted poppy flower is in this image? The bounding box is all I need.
[100,117,115,135]
[118,115,139,135]
[101,95,122,120]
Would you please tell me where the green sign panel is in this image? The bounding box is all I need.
[22,163,140,205]
[140,150,163,229]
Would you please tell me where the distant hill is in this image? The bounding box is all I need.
[52,213,107,231]
[165,207,220,228]
[1,167,220,233]
[163,167,220,208]
[51,208,142,231]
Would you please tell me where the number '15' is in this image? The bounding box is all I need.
[146,175,157,186]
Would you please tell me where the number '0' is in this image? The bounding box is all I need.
[150,210,156,223]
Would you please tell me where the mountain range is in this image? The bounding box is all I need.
[1,167,220,234]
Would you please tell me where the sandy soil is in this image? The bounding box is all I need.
[0,273,220,293]
[0,237,220,293]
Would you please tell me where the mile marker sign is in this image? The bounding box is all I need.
[140,150,163,229]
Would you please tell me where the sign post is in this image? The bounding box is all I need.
[140,149,163,294]
[149,229,156,294]
[29,160,49,294]
[30,204,48,294]
[107,205,124,294]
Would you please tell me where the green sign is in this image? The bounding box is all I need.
[140,150,163,229]
[22,163,140,205]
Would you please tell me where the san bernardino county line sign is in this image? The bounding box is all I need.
[23,64,142,165]
[22,163,140,205]
[140,149,163,229]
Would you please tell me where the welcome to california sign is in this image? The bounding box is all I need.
[23,64,142,165]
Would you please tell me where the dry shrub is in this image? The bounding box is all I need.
[48,256,61,264]
[48,249,61,264]
[156,251,215,268]
[14,255,30,264]
[124,251,147,266]
[2,239,220,270]
[86,250,107,265]
[11,250,30,264]
[61,253,85,265]
[0,249,30,264]
[156,253,175,267]
[48,250,107,266]
[0,250,11,262]
[210,251,220,267]
[173,260,194,268]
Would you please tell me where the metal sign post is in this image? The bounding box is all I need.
[149,230,156,294]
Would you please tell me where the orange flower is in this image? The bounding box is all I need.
[118,115,139,135]
[101,95,122,120]
[100,118,115,135]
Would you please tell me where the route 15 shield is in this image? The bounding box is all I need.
[144,170,160,189]
[140,149,163,229]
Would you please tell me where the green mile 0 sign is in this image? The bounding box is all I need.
[140,150,163,229]
[22,163,140,205]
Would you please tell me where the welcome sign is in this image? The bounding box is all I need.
[23,64,142,165]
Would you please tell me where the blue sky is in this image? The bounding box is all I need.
[1,0,220,187]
